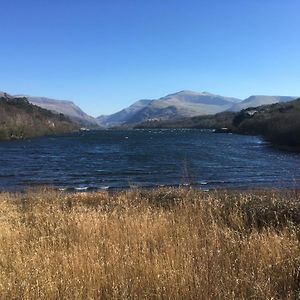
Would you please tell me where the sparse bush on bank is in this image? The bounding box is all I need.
[0,188,300,299]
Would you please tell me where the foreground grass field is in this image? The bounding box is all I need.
[0,188,300,299]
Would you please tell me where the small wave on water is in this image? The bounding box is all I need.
[60,185,112,192]
[75,187,89,191]
[199,181,208,185]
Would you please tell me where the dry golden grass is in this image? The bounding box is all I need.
[0,187,300,299]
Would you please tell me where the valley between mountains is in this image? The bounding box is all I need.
[1,89,299,149]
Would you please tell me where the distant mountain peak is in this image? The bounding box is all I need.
[178,90,199,94]
[164,90,203,97]
[229,95,298,112]
[97,90,241,127]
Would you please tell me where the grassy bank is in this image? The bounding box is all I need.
[1,188,300,299]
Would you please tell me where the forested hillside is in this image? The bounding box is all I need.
[232,98,300,148]
[0,95,79,140]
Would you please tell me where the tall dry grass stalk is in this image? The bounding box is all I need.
[0,188,299,299]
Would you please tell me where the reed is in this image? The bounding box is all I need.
[0,187,299,299]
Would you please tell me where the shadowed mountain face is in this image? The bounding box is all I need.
[229,95,297,112]
[15,95,100,128]
[0,94,78,140]
[0,91,14,99]
[97,91,241,127]
[232,98,300,148]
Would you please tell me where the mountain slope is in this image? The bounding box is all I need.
[0,95,79,140]
[0,91,10,98]
[135,111,236,130]
[128,91,240,123]
[229,95,296,112]
[232,98,300,148]
[98,91,241,127]
[97,99,152,127]
[16,95,100,128]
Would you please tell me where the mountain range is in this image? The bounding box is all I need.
[97,91,297,128]
[1,90,297,129]
[2,90,299,148]
[97,90,241,127]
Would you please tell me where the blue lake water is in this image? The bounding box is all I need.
[1,129,300,191]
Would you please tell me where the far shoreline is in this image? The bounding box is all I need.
[2,127,300,153]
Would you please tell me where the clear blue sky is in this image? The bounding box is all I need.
[0,0,299,116]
